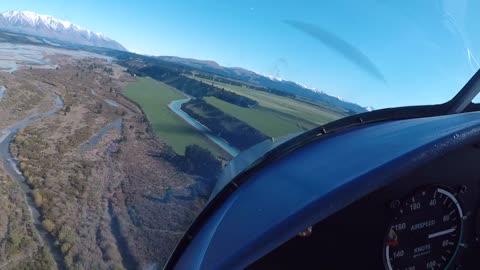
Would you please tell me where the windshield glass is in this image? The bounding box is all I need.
[0,1,478,269]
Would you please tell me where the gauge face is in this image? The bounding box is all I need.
[384,186,464,270]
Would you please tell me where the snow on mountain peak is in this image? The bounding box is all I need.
[0,10,126,51]
[265,74,285,82]
[1,10,85,32]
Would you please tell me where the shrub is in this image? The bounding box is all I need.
[58,225,76,244]
[42,219,55,233]
[61,242,72,254]
[32,189,43,207]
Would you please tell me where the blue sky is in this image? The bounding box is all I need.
[1,0,479,109]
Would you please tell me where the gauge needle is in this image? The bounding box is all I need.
[428,227,457,239]
[386,241,399,247]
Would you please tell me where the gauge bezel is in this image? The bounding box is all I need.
[382,185,465,270]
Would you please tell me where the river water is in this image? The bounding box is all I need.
[104,99,121,108]
[167,98,239,157]
[0,85,5,101]
[0,96,65,270]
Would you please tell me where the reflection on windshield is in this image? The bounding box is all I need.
[285,20,386,83]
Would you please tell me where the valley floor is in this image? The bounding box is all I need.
[0,47,207,269]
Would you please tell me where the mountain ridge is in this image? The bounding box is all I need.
[0,10,126,51]
[157,56,369,113]
[0,10,368,112]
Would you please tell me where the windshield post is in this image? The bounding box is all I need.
[447,69,480,114]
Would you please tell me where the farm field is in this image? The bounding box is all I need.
[203,96,306,137]
[124,77,225,156]
[189,76,347,137]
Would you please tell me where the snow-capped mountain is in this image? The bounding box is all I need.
[0,11,126,51]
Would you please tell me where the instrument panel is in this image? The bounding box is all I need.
[249,144,480,269]
[384,186,466,270]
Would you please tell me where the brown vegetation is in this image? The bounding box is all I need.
[10,56,208,269]
[0,169,54,269]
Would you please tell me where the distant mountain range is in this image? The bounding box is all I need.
[157,56,370,113]
[0,11,368,113]
[0,11,126,51]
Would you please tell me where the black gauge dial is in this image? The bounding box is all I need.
[384,186,464,270]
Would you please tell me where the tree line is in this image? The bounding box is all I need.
[193,72,296,98]
[154,144,222,180]
[128,65,258,108]
[182,99,268,151]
